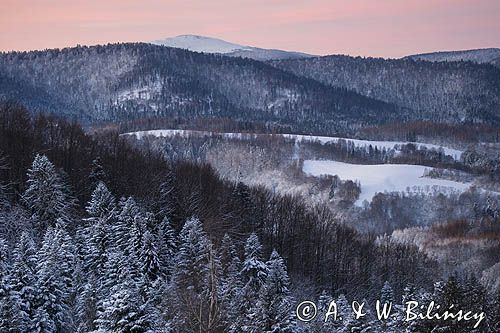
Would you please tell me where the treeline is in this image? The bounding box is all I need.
[113,116,275,137]
[140,131,498,180]
[358,121,500,145]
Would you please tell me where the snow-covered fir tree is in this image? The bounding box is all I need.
[171,217,211,294]
[86,182,116,222]
[109,196,141,253]
[32,225,75,332]
[233,232,268,331]
[169,217,223,332]
[22,154,74,227]
[75,282,98,333]
[7,231,38,331]
[156,217,177,278]
[219,234,242,328]
[0,237,16,332]
[377,281,402,333]
[94,279,153,333]
[254,250,296,332]
[335,294,355,332]
[140,230,162,284]
[380,281,394,304]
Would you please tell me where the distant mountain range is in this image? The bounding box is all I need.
[150,35,315,61]
[406,48,500,67]
[152,35,500,67]
[0,38,499,135]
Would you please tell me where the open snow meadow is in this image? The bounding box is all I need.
[303,160,472,205]
[123,129,490,208]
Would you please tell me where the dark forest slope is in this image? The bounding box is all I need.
[0,44,402,135]
[271,55,500,125]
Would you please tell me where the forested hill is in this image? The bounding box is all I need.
[0,102,452,332]
[270,55,500,125]
[0,43,402,135]
[405,48,500,66]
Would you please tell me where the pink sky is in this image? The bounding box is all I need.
[1,0,499,58]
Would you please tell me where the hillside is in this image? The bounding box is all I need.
[0,43,403,135]
[2,43,500,134]
[406,48,500,66]
[270,55,500,125]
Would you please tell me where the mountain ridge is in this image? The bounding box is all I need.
[405,47,500,67]
[1,42,499,136]
[0,43,400,134]
[150,34,315,60]
[270,54,500,125]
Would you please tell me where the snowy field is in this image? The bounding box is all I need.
[123,129,463,160]
[302,160,472,205]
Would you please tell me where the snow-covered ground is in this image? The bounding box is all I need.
[123,129,463,160]
[302,160,472,205]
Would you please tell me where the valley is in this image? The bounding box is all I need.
[0,36,499,332]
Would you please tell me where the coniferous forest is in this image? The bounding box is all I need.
[0,24,498,333]
[0,97,499,333]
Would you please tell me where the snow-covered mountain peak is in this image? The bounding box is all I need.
[150,34,252,54]
[149,34,315,60]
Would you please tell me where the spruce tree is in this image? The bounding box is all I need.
[0,237,16,332]
[234,233,267,331]
[241,233,267,292]
[86,182,116,222]
[156,217,177,277]
[254,250,295,332]
[9,232,38,331]
[170,217,218,332]
[94,280,152,333]
[75,282,98,333]
[335,294,355,332]
[319,291,336,331]
[378,281,401,333]
[22,154,74,227]
[219,234,242,328]
[141,230,162,283]
[111,196,141,253]
[171,217,211,293]
[88,157,108,189]
[33,226,74,332]
[380,281,394,304]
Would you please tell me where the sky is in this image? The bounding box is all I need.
[1,0,499,58]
